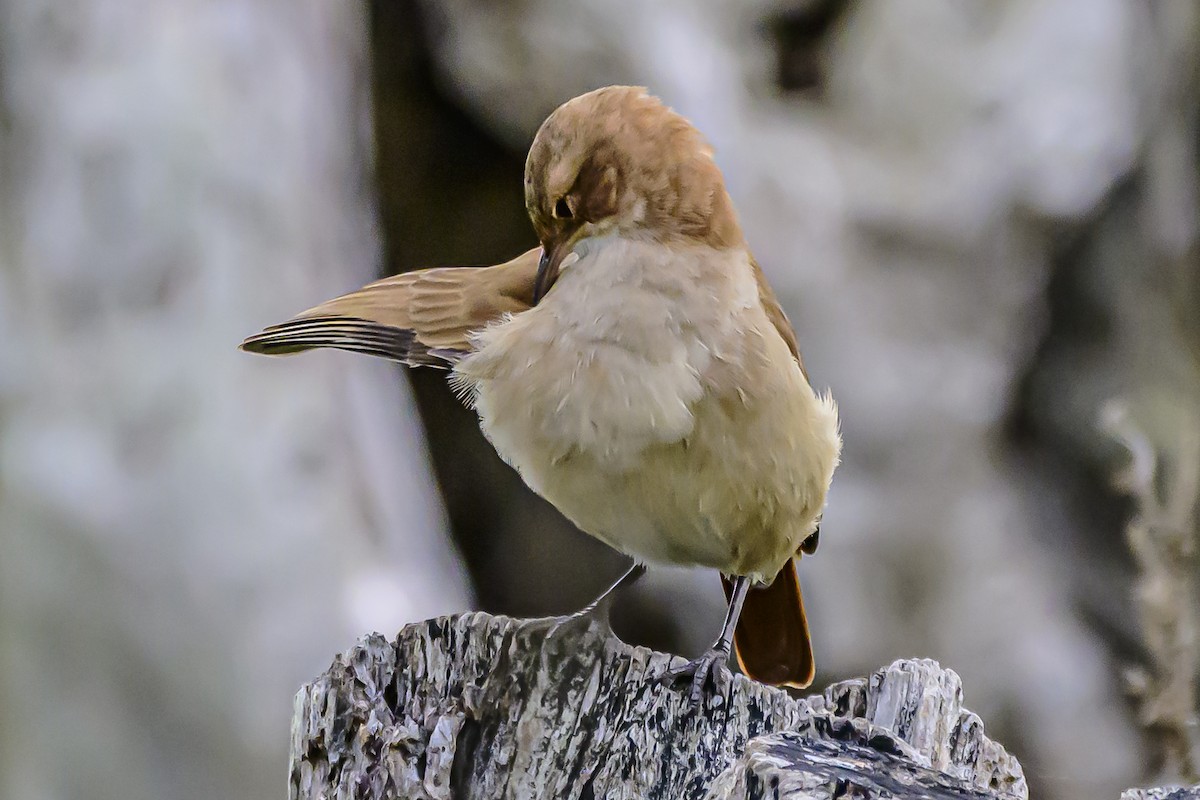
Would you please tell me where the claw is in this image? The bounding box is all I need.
[660,574,748,705]
[565,598,612,627]
[531,562,647,637]
[529,605,611,639]
[660,646,732,705]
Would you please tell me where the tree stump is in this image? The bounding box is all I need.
[289,612,1028,799]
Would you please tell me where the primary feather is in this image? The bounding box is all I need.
[239,247,540,367]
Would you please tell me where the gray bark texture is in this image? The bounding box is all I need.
[289,613,1028,800]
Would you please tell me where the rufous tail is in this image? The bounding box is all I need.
[722,559,815,688]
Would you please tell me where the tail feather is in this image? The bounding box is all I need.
[724,560,815,688]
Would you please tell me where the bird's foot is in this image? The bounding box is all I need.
[659,645,732,705]
[560,603,612,635]
[565,598,608,624]
[526,601,613,640]
[539,562,644,635]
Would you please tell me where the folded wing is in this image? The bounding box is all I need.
[240,247,541,367]
[729,257,819,688]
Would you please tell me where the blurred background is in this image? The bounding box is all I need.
[2,1,1199,798]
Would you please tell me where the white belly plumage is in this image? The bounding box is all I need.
[452,238,841,583]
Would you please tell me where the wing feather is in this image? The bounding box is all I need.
[751,256,809,382]
[240,247,540,368]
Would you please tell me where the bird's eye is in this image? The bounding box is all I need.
[554,197,573,219]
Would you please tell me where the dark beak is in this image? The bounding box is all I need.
[533,241,568,304]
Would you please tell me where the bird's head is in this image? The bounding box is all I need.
[524,86,743,301]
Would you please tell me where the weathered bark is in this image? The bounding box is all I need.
[289,613,1027,799]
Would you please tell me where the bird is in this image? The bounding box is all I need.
[241,85,841,701]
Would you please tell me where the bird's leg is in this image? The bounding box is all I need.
[524,562,646,650]
[567,562,647,624]
[533,561,647,640]
[660,574,751,704]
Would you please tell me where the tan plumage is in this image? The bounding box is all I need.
[241,86,841,694]
[240,248,540,366]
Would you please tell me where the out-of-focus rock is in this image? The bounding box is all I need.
[1122,788,1200,800]
[0,2,468,799]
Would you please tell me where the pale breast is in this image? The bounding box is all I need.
[453,237,841,581]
